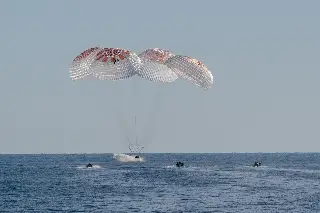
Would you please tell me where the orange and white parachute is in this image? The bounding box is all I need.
[69,46,214,89]
[90,48,141,81]
[69,47,101,80]
[165,55,213,90]
[137,48,178,83]
[69,47,141,81]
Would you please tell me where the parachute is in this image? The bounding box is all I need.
[90,48,141,81]
[69,46,213,90]
[69,47,101,80]
[69,46,214,154]
[136,48,178,83]
[165,55,213,90]
[69,47,141,81]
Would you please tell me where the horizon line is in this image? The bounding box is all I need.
[1,152,319,155]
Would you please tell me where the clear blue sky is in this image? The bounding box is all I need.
[1,0,319,153]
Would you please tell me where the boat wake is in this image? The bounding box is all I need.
[76,165,102,169]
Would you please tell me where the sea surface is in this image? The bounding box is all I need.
[1,153,319,213]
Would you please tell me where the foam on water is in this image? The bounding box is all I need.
[76,164,102,169]
[113,153,144,163]
[241,165,320,174]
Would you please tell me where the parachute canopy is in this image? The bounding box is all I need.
[165,55,213,90]
[137,48,178,83]
[69,46,214,90]
[69,47,141,81]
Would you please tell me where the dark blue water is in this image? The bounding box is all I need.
[1,153,319,212]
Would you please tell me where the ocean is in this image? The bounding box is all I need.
[1,153,319,213]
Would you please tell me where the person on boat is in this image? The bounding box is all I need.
[253,161,262,167]
[86,163,93,168]
[176,161,184,167]
[135,155,140,159]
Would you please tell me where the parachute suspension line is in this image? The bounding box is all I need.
[129,82,170,154]
[134,102,137,150]
[114,85,134,151]
[141,83,177,149]
[139,83,168,150]
[128,78,141,154]
[128,78,155,155]
[134,114,139,154]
